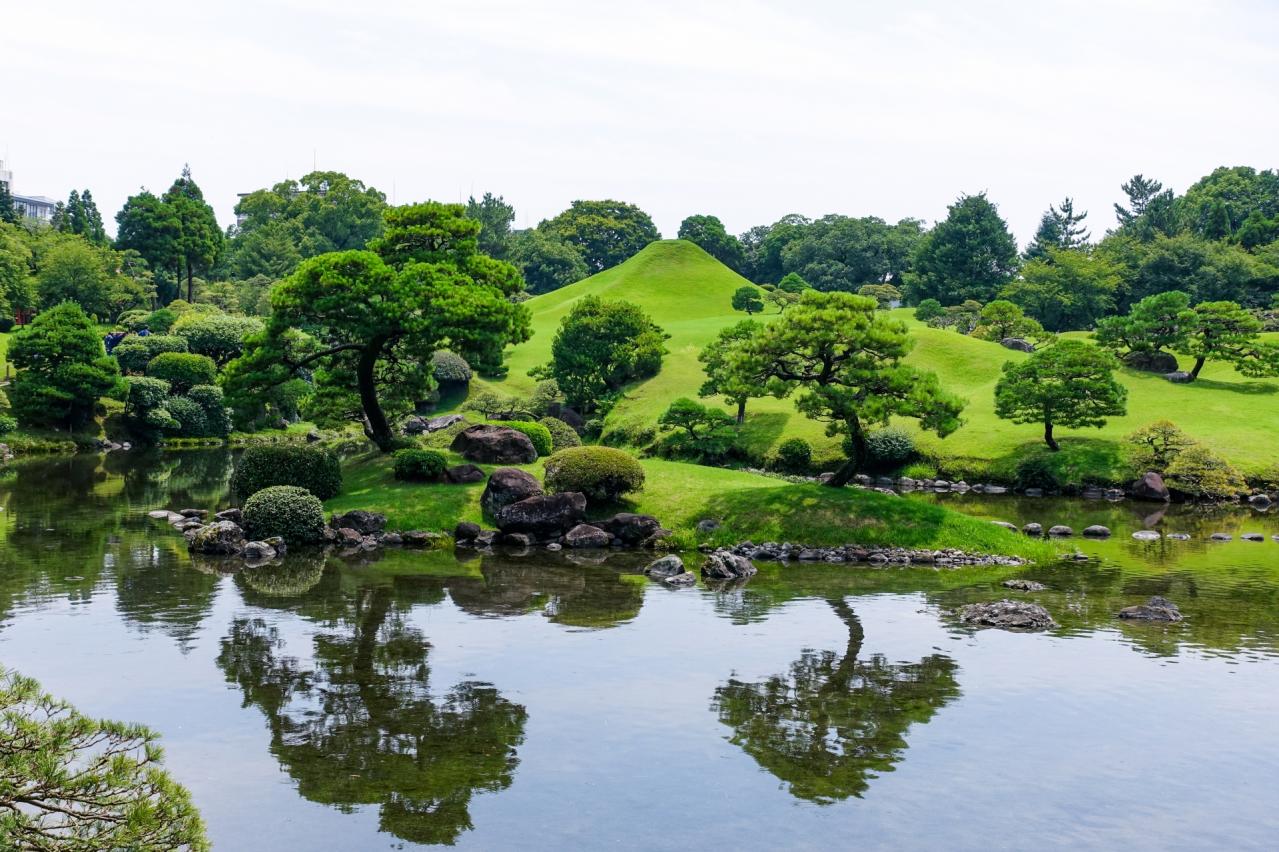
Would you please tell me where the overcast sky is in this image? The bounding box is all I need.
[7,0,1278,246]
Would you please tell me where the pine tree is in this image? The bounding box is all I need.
[1114,174,1164,225]
[64,189,85,235]
[1024,197,1089,260]
[80,189,108,244]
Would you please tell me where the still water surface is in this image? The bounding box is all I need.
[1,452,1278,850]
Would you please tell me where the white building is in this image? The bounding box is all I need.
[0,160,58,222]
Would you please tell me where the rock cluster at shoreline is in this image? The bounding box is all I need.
[725,540,1024,567]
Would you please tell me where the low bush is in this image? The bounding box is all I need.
[914,298,944,321]
[543,446,646,503]
[232,444,343,501]
[143,307,178,333]
[1014,454,1062,492]
[113,335,188,374]
[186,384,232,438]
[392,448,448,482]
[1165,446,1247,500]
[431,350,472,384]
[146,352,217,393]
[900,460,939,480]
[122,376,177,439]
[242,485,325,544]
[773,437,812,474]
[540,416,582,452]
[0,415,16,435]
[165,395,207,438]
[863,428,916,472]
[489,420,553,457]
[117,309,150,331]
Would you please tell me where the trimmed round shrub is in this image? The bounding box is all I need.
[392,448,448,482]
[914,298,944,321]
[113,334,188,374]
[540,416,582,452]
[773,437,812,474]
[146,351,217,393]
[232,444,343,501]
[242,485,325,544]
[863,428,916,472]
[431,350,472,384]
[489,420,553,457]
[543,446,645,503]
[117,309,150,331]
[186,384,232,438]
[165,395,207,437]
[144,307,178,333]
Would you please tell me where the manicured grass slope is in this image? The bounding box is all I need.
[477,240,1279,480]
[326,451,1052,560]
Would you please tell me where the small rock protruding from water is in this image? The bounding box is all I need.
[701,550,757,581]
[1118,596,1183,622]
[1002,579,1046,591]
[1241,533,1265,542]
[1132,530,1161,541]
[663,572,697,587]
[1210,533,1232,541]
[644,554,685,578]
[1047,525,1073,537]
[959,600,1057,631]
[1082,525,1111,538]
[1022,523,1043,536]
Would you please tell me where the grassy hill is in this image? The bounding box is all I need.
[474,240,1279,484]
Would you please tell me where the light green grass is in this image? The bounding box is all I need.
[326,451,1054,561]
[470,242,1279,484]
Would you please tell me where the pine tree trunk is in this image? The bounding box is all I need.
[357,338,395,452]
[735,398,746,425]
[1044,421,1059,452]
[1189,356,1206,380]
[826,418,866,486]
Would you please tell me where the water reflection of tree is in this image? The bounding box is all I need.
[449,555,646,629]
[712,600,959,802]
[217,578,527,845]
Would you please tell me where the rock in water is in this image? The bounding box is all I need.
[1082,525,1111,538]
[644,555,685,578]
[1047,525,1073,537]
[1132,530,1161,541]
[330,510,387,536]
[215,508,243,524]
[1022,523,1043,536]
[701,550,757,580]
[454,521,481,543]
[481,468,543,517]
[1118,596,1183,622]
[991,521,1018,532]
[663,572,697,587]
[1002,579,1047,591]
[495,492,587,537]
[564,524,612,548]
[451,424,538,464]
[596,513,662,545]
[188,521,246,555]
[1129,471,1171,502]
[242,541,277,561]
[959,600,1057,630]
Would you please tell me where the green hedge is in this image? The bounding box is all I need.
[232,444,343,501]
[392,448,448,482]
[490,420,553,457]
[242,485,325,544]
[543,446,645,503]
[113,335,188,374]
[539,416,581,452]
[146,352,217,393]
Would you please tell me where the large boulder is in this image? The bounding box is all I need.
[1129,472,1170,502]
[564,524,612,548]
[1118,596,1182,622]
[701,550,757,581]
[188,521,246,555]
[451,424,538,464]
[402,415,429,435]
[481,468,543,517]
[495,492,586,537]
[1123,349,1179,374]
[330,510,387,536]
[959,600,1057,630]
[595,513,663,546]
[1000,337,1035,353]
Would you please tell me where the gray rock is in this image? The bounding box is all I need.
[1000,337,1035,353]
[502,532,534,548]
[991,521,1019,532]
[1167,533,1191,541]
[451,424,538,464]
[188,521,246,555]
[1118,596,1182,622]
[1241,533,1265,542]
[481,468,543,517]
[1002,579,1047,591]
[595,513,663,546]
[959,600,1057,630]
[644,555,685,578]
[305,430,321,442]
[1047,525,1073,537]
[174,518,205,532]
[1164,370,1193,383]
[1023,488,1044,497]
[1132,530,1161,541]
[1210,533,1232,541]
[454,521,482,542]
[495,492,587,537]
[545,542,563,551]
[564,523,612,548]
[335,527,363,547]
[381,532,403,546]
[445,463,485,484]
[263,536,286,554]
[242,541,277,561]
[1122,349,1179,373]
[402,530,445,548]
[983,484,1009,495]
[1022,523,1044,536]
[662,572,697,587]
[179,508,208,518]
[1130,471,1171,502]
[701,550,758,581]
[215,508,243,524]
[1248,494,1272,509]
[330,510,387,536]
[402,415,429,435]
[149,509,184,522]
[426,414,466,433]
[1081,525,1111,538]
[696,518,721,534]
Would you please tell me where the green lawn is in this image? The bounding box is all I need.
[327,451,1054,561]
[469,240,1279,484]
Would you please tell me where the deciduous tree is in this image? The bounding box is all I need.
[907,193,1018,305]
[539,200,659,272]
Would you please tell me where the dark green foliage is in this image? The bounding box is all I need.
[994,340,1127,451]
[1002,248,1118,331]
[743,214,923,292]
[971,300,1051,344]
[113,334,188,374]
[914,298,943,321]
[535,295,667,413]
[1179,300,1279,380]
[773,437,813,474]
[392,448,448,482]
[1023,197,1089,260]
[540,200,660,272]
[543,446,646,502]
[242,485,326,544]
[464,192,515,259]
[857,283,902,309]
[0,667,210,851]
[165,395,207,437]
[1014,454,1062,491]
[35,238,114,317]
[539,416,582,451]
[509,229,590,295]
[678,215,745,270]
[146,351,217,393]
[186,384,232,438]
[908,193,1019,304]
[232,444,343,501]
[8,302,121,429]
[1164,445,1247,499]
[732,285,764,315]
[0,414,16,435]
[162,166,225,302]
[927,299,984,334]
[1094,290,1194,357]
[1180,166,1279,239]
[489,419,553,457]
[123,376,178,439]
[172,313,263,365]
[431,350,473,384]
[699,319,764,424]
[657,397,738,461]
[862,428,917,472]
[145,307,178,333]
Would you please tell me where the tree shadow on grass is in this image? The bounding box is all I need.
[969,437,1131,487]
[737,411,791,456]
[1180,378,1278,396]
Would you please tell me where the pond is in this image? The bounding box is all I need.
[2,451,1278,850]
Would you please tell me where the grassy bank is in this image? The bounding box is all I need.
[325,451,1056,561]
